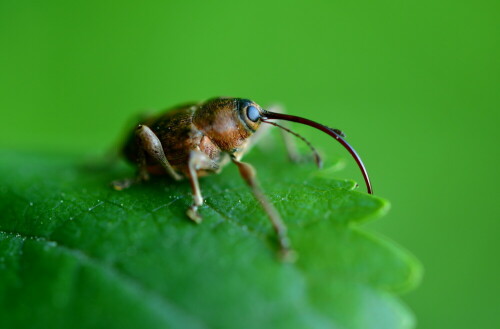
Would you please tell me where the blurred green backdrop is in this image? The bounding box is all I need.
[0,1,498,328]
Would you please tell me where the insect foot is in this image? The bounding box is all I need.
[186,205,203,224]
[111,178,135,191]
[279,248,298,263]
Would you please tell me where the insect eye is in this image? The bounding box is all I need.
[247,106,260,122]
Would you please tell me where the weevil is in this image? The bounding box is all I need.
[112,97,372,261]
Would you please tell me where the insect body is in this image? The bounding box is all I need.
[113,97,372,261]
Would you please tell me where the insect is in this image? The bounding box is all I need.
[112,97,372,261]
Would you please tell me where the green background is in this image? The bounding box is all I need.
[0,1,498,328]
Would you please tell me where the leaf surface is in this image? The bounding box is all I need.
[0,149,421,329]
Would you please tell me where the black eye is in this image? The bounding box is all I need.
[247,106,260,122]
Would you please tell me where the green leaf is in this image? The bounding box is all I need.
[0,148,421,329]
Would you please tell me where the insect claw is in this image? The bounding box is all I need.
[186,206,203,224]
[279,248,298,263]
[111,179,134,191]
[171,172,183,181]
[315,154,323,169]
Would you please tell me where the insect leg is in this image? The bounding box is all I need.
[135,124,182,181]
[185,150,213,224]
[273,105,322,165]
[111,124,181,190]
[112,133,153,191]
[105,112,158,168]
[86,112,157,173]
[231,158,296,262]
